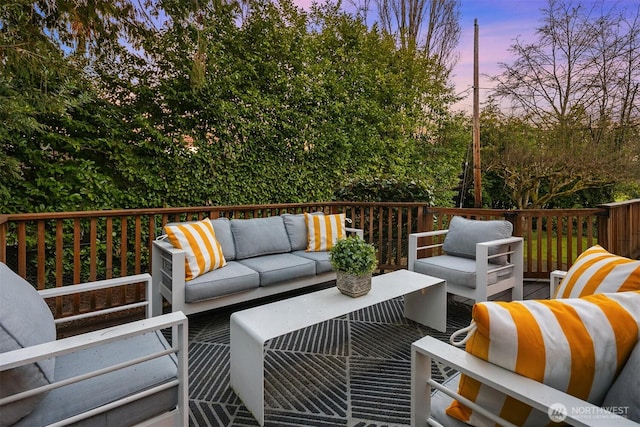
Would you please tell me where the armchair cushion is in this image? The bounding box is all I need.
[602,340,640,422]
[447,291,640,426]
[443,216,513,265]
[554,245,640,298]
[0,263,56,426]
[413,255,510,289]
[430,373,469,427]
[16,331,178,426]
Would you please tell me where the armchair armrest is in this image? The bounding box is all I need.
[408,229,449,271]
[411,335,636,427]
[550,270,567,298]
[475,236,524,300]
[38,273,153,325]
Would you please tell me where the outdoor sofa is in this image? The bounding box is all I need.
[411,245,640,427]
[0,262,188,427]
[152,213,363,316]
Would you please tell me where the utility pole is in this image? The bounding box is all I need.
[473,19,482,207]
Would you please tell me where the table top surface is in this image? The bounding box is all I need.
[230,269,444,342]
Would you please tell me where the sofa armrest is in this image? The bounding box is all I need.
[38,274,153,324]
[346,227,364,239]
[411,335,637,427]
[408,230,449,271]
[152,239,186,316]
[0,311,189,426]
[550,270,567,298]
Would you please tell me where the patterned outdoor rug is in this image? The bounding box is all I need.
[185,295,473,427]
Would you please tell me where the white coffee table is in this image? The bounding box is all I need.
[230,269,446,426]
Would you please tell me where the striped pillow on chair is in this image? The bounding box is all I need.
[447,291,640,426]
[554,245,640,298]
[305,213,346,252]
[164,219,226,281]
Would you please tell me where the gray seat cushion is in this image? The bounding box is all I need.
[602,340,640,422]
[413,255,510,289]
[443,216,513,265]
[292,250,333,274]
[185,261,259,303]
[430,373,469,427]
[0,263,56,426]
[231,216,292,260]
[17,331,178,427]
[238,253,316,286]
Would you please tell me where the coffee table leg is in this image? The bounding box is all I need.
[404,281,447,332]
[230,314,267,426]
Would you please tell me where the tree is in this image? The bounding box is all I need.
[349,0,461,74]
[486,0,640,209]
[1,0,465,212]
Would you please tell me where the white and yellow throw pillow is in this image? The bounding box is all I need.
[554,245,640,298]
[164,219,226,281]
[447,291,640,427]
[305,213,346,252]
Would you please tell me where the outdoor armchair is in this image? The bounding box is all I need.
[408,216,524,303]
[411,335,639,427]
[0,263,188,426]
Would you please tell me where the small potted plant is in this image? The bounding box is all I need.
[329,235,378,297]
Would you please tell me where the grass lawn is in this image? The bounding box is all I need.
[524,231,598,269]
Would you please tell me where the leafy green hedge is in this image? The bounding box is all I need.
[1,0,466,213]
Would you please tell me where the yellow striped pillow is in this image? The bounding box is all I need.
[305,213,346,252]
[555,245,640,298]
[164,219,226,281]
[447,291,640,427]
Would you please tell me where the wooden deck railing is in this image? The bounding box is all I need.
[1,199,638,316]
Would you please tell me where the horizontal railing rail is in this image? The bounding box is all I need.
[2,199,638,316]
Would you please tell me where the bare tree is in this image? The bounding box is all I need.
[486,0,640,208]
[422,0,460,73]
[371,0,460,73]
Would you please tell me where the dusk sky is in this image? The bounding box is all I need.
[291,0,629,112]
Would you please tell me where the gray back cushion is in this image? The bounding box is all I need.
[602,340,640,422]
[443,216,513,263]
[209,217,236,261]
[282,214,308,251]
[0,263,56,425]
[231,216,292,259]
[282,212,324,251]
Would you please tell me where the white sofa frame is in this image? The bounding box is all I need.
[152,227,364,316]
[550,269,568,297]
[411,335,638,427]
[0,274,189,427]
[408,230,524,302]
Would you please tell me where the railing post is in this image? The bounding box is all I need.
[504,211,521,237]
[597,198,640,259]
[597,208,611,254]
